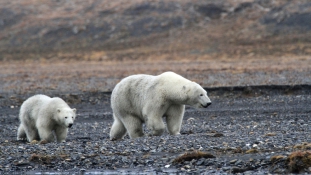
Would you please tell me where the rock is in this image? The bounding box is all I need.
[184,165,191,169]
[30,140,39,145]
[230,159,237,164]
[223,166,231,171]
[196,158,205,166]
[39,140,48,144]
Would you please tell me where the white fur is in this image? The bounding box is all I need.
[17,94,76,143]
[110,71,211,140]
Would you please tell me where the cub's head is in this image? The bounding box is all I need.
[56,108,77,128]
[183,82,211,109]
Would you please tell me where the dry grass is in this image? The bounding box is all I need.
[172,150,215,164]
[29,153,57,164]
[232,147,243,154]
[1,54,311,94]
[264,132,277,137]
[287,151,311,173]
[245,148,258,154]
[270,155,286,163]
[293,143,311,150]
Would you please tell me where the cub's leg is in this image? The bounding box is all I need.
[37,126,55,142]
[24,125,40,142]
[18,111,40,142]
[17,124,27,141]
[55,127,68,143]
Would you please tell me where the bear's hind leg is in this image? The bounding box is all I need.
[146,115,166,136]
[17,124,27,141]
[121,115,144,139]
[24,125,40,142]
[110,114,127,140]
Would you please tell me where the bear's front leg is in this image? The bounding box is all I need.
[166,105,185,135]
[55,126,68,143]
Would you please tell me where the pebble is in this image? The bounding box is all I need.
[230,159,237,164]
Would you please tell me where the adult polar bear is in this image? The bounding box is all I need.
[110,71,211,140]
[17,94,76,143]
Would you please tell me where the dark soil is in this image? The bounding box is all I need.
[1,84,311,174]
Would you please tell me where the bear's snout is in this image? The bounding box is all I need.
[202,102,211,108]
[68,123,73,128]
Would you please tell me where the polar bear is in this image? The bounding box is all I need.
[110,71,211,140]
[17,94,76,143]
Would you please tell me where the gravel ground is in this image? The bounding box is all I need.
[1,85,311,174]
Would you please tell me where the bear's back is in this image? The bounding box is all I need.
[20,94,52,120]
[158,71,190,84]
[113,74,157,95]
[111,74,158,112]
[49,97,70,108]
[22,94,51,108]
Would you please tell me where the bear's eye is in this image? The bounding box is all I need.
[65,117,68,119]
[200,94,203,96]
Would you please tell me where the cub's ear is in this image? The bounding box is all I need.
[57,108,61,113]
[72,108,76,113]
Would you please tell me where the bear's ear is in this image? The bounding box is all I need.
[72,108,76,113]
[57,108,61,113]
[182,85,191,93]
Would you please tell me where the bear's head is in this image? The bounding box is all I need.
[183,82,211,109]
[56,108,77,128]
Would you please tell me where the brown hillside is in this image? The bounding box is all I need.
[0,0,311,93]
[1,0,311,61]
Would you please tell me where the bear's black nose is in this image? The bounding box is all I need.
[68,124,73,128]
[202,102,212,108]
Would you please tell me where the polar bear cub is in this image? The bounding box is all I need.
[17,94,76,143]
[110,71,211,140]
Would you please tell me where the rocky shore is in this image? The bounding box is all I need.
[1,85,311,174]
